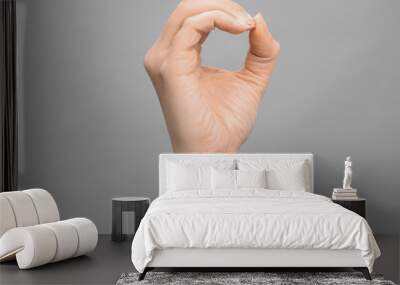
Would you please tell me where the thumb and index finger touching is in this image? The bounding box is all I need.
[158,0,279,74]
[171,11,280,79]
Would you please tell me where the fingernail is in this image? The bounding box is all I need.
[248,19,255,28]
[240,16,255,28]
[254,12,262,20]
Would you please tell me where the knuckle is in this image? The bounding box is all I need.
[143,50,159,74]
[143,52,152,70]
[183,16,197,29]
[159,59,172,77]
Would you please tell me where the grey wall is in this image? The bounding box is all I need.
[17,0,400,234]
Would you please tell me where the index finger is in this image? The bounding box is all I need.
[157,0,253,49]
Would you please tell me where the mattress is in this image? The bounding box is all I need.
[131,189,380,273]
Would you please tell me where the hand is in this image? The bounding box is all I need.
[144,0,280,153]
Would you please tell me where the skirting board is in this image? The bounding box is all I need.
[148,248,366,267]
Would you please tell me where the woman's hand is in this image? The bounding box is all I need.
[144,0,280,153]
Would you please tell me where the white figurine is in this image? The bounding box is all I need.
[342,156,352,189]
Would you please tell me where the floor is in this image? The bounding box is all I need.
[0,235,132,285]
[0,235,398,285]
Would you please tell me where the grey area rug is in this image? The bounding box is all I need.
[116,272,396,285]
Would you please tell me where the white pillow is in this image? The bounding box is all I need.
[211,169,268,190]
[237,169,267,188]
[211,168,236,189]
[237,159,308,191]
[166,159,235,191]
[167,162,211,191]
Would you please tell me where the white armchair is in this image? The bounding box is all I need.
[0,189,98,269]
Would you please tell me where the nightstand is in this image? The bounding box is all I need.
[112,197,150,242]
[332,198,366,218]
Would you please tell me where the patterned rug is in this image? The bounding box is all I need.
[116,271,396,285]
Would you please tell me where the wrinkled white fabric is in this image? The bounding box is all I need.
[131,189,380,273]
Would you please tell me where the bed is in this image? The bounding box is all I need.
[131,153,380,280]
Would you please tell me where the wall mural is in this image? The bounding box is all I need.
[144,0,280,153]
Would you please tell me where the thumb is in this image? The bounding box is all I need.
[243,13,280,78]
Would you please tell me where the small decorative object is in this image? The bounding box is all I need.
[332,157,358,200]
[342,156,352,189]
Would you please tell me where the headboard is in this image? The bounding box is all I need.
[159,153,314,196]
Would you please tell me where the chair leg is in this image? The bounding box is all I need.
[138,268,148,281]
[354,267,371,280]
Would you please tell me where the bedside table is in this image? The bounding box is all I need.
[332,198,366,218]
[112,197,150,242]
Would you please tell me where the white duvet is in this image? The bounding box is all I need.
[131,189,380,273]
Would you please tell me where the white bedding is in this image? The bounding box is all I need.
[131,189,380,273]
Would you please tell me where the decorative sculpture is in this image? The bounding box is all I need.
[342,156,352,189]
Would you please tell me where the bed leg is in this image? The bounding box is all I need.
[362,268,372,281]
[354,267,371,280]
[138,268,148,281]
